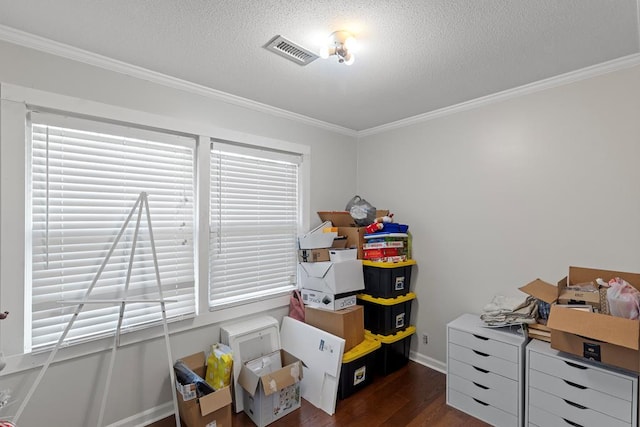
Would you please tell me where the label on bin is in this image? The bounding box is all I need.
[395,277,405,291]
[353,366,366,386]
[396,313,405,329]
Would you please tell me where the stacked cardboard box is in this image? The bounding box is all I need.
[317,210,389,259]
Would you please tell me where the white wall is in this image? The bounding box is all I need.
[357,64,640,370]
[0,39,358,426]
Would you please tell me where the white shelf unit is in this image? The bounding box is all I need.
[526,339,638,427]
[446,313,527,427]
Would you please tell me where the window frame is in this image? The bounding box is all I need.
[0,83,310,375]
[27,110,198,352]
[208,139,302,309]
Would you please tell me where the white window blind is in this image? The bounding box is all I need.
[29,112,196,351]
[209,141,300,308]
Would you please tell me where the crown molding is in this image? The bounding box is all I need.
[0,25,357,138]
[3,25,639,140]
[358,53,640,138]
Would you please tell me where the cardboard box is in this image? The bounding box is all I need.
[298,248,330,263]
[175,352,233,427]
[300,288,357,311]
[546,266,640,373]
[318,211,389,259]
[557,274,602,312]
[305,305,364,352]
[298,221,338,249]
[329,248,357,262]
[238,350,302,427]
[298,259,364,294]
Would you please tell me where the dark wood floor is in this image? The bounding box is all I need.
[151,361,489,426]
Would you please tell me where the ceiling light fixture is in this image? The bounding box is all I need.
[319,30,356,65]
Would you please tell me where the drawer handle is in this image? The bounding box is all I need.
[472,334,489,341]
[472,366,489,374]
[472,350,490,357]
[563,379,587,390]
[472,398,489,406]
[472,382,489,390]
[564,361,588,370]
[563,399,587,410]
[562,418,584,427]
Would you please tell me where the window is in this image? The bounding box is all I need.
[28,112,196,351]
[209,141,301,308]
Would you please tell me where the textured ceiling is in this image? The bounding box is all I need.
[0,0,639,131]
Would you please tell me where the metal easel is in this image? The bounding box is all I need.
[13,192,181,426]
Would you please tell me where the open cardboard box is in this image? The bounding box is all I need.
[317,211,389,259]
[545,266,640,373]
[238,349,302,427]
[175,352,233,427]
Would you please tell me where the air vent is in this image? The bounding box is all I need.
[264,35,319,66]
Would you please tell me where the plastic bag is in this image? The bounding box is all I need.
[606,277,640,320]
[205,343,233,389]
[345,195,376,226]
[289,289,305,322]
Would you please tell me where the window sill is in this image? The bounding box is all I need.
[0,294,289,377]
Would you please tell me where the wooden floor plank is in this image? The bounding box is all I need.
[149,361,489,426]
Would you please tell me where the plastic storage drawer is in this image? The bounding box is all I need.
[366,326,415,375]
[357,292,415,336]
[337,336,381,399]
[362,260,416,298]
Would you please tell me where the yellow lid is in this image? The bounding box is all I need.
[342,336,381,363]
[362,259,416,268]
[357,292,416,305]
[366,325,416,344]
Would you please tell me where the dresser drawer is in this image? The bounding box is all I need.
[449,342,519,380]
[448,388,518,427]
[449,327,518,362]
[529,387,630,427]
[529,369,632,423]
[529,350,634,401]
[448,372,518,415]
[448,358,518,396]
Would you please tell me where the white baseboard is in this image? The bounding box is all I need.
[106,401,174,427]
[409,351,446,374]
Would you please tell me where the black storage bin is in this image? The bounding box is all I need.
[362,260,416,298]
[337,336,380,399]
[367,326,415,375]
[357,292,415,336]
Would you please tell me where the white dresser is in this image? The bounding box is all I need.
[447,313,527,427]
[526,339,638,427]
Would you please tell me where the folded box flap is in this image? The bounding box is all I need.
[318,211,356,227]
[519,278,558,304]
[547,305,640,351]
[259,361,302,397]
[299,261,332,278]
[237,363,261,397]
[179,351,206,371]
[199,386,232,416]
[303,221,333,237]
[569,266,640,290]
